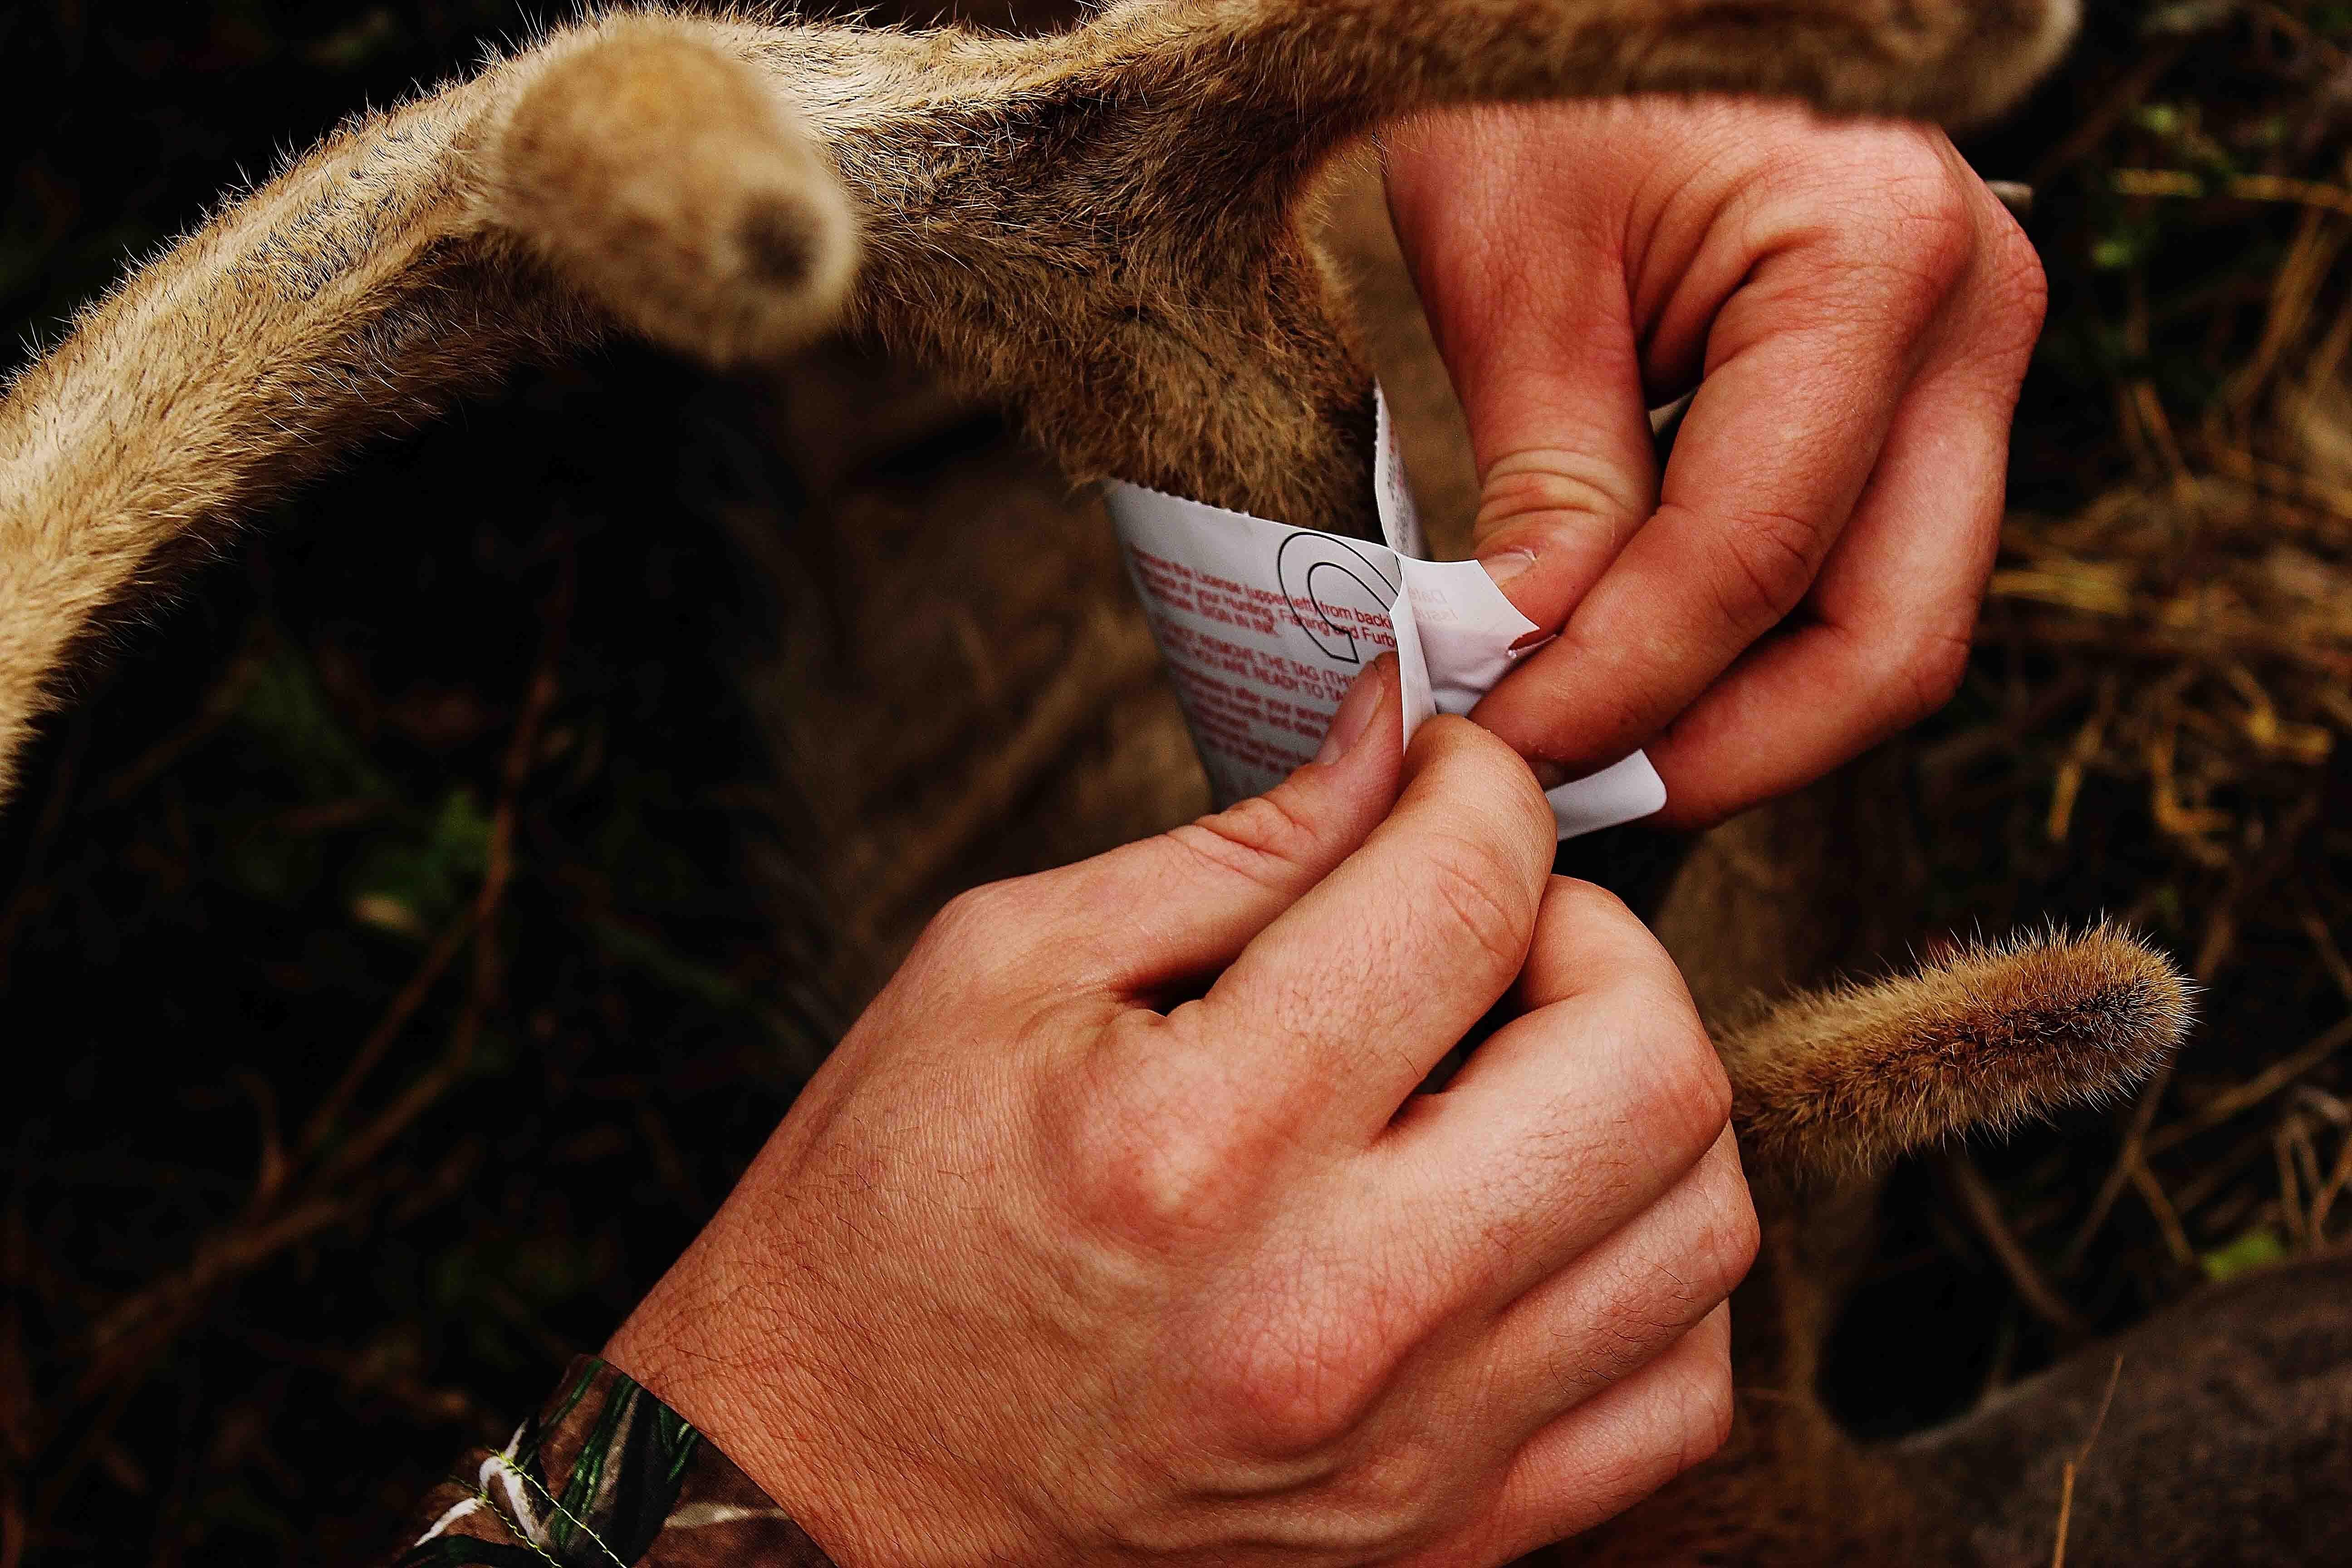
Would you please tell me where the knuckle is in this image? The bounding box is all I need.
[1476,449,1648,543]
[1699,1168,1763,1295]
[1629,1322,1735,1474]
[1888,178,1979,299]
[1203,1286,1408,1459]
[1177,787,1325,888]
[1328,1440,1449,1550]
[1707,506,1822,632]
[910,879,1031,976]
[1421,831,1540,980]
[1758,128,1976,318]
[1634,1018,1735,1166]
[1065,1064,1257,1248]
[1980,201,2050,343]
[1893,624,1973,720]
[1414,719,1557,856]
[1840,136,1977,297]
[1677,1356,1738,1468]
[1550,875,1637,936]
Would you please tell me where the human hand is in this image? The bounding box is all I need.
[604,660,1755,1568]
[1385,99,2047,826]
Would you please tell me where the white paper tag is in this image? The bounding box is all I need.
[1106,391,1665,839]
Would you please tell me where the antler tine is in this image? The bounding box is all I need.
[733,0,2080,530]
[1720,925,2192,1183]
[0,0,2083,808]
[0,13,853,807]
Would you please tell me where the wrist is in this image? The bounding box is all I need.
[604,1239,833,1547]
[604,1227,1031,1568]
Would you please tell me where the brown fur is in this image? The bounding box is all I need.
[1722,926,2190,1180]
[486,21,859,365]
[0,0,2084,805]
[0,16,856,807]
[1555,1245,2352,1566]
[14,1,2316,1563]
[1538,782,2198,1565]
[1894,1247,2352,1565]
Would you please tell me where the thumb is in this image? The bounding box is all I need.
[1385,114,1660,652]
[1019,656,1407,996]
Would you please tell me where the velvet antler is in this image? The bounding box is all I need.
[1719,925,2191,1181]
[0,0,2082,804]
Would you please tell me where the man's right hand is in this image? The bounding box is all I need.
[604,658,1757,1568]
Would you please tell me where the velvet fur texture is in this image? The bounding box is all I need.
[5,4,2286,1563]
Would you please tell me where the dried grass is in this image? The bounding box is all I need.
[12,1,2352,1562]
[1828,0,2352,1423]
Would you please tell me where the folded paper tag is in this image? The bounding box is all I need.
[1105,392,1665,839]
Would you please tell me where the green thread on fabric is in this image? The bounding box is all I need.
[549,1362,601,1431]
[524,1361,603,1477]
[500,1453,628,1568]
[554,1379,636,1558]
[475,1483,566,1568]
[407,1360,747,1568]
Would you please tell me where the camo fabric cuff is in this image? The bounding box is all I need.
[392,1356,838,1568]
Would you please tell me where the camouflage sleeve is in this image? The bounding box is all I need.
[388,1357,838,1568]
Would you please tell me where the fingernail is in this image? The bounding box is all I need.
[1314,664,1387,765]
[1530,757,1572,792]
[1480,549,1536,588]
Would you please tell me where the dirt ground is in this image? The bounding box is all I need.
[9,1,2352,1562]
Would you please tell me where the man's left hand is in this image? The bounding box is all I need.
[1386,98,2046,826]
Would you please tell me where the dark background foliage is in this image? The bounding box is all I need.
[10,1,2352,1563]
[3,6,851,1560]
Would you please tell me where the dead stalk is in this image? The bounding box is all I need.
[2049,1354,2127,1568]
[1940,1147,2089,1338]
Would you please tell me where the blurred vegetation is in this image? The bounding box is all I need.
[10,0,2352,1563]
[1829,0,2352,1431]
[3,6,845,1562]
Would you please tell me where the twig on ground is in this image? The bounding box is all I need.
[2147,1012,2352,1156]
[1938,1147,2090,1338]
[2049,1354,2127,1568]
[2070,799,2323,1265]
[2066,1064,2178,1273]
[848,606,1161,942]
[2028,37,2187,186]
[2046,678,2118,843]
[317,538,573,1186]
[2295,891,2352,1007]
[2311,1132,2352,1241]
[2278,1121,2310,1245]
[2113,167,2352,222]
[297,908,480,1162]
[2129,1161,2197,1268]
[36,538,578,1551]
[100,643,264,802]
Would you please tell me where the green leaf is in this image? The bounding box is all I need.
[234,644,387,800]
[348,787,493,934]
[2200,1226,2288,1283]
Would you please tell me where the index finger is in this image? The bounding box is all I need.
[1179,715,1554,1143]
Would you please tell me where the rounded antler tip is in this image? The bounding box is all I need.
[480,15,859,367]
[1724,924,2193,1184]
